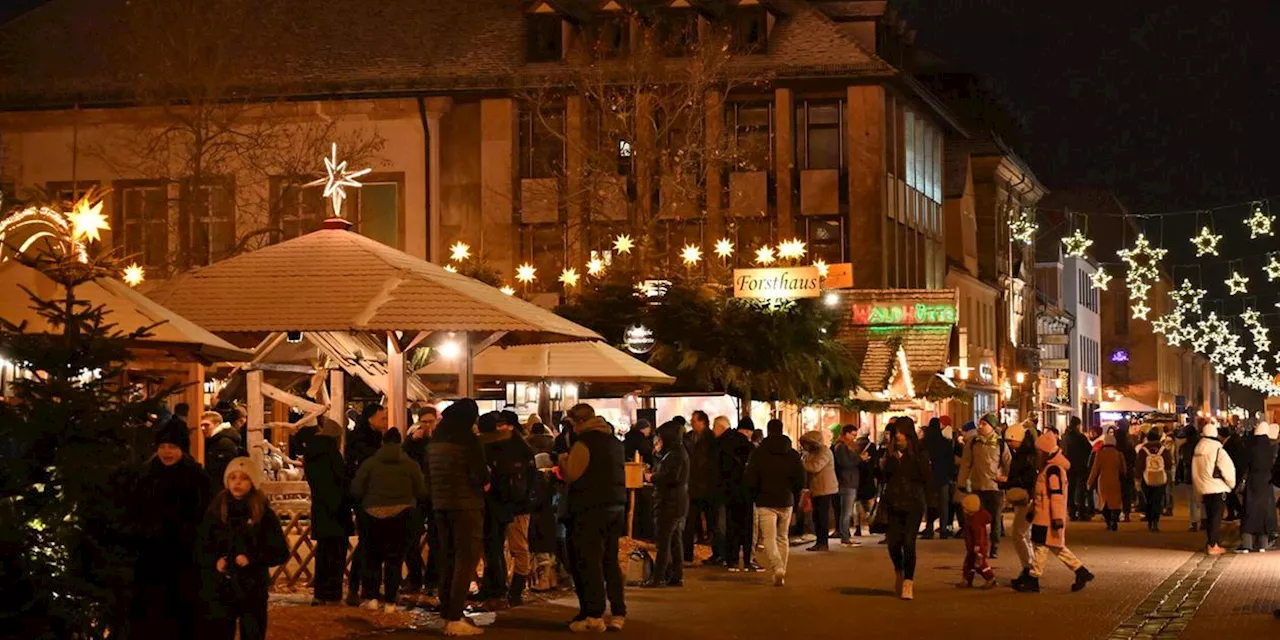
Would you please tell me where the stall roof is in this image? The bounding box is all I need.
[417,340,674,386]
[0,260,251,363]
[1096,397,1158,414]
[839,325,955,393]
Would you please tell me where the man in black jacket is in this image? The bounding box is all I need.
[201,410,244,493]
[304,418,353,605]
[344,403,388,606]
[744,419,805,587]
[921,418,957,539]
[477,410,536,606]
[643,421,689,589]
[719,418,757,572]
[1062,417,1093,521]
[683,410,722,564]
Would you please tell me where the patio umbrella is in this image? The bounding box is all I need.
[417,340,674,386]
[1095,396,1158,414]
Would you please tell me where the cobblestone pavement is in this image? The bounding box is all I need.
[365,512,1277,640]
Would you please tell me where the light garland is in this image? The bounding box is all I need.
[515,263,537,284]
[1130,300,1151,320]
[1089,267,1113,291]
[1062,229,1093,258]
[1191,226,1222,257]
[1265,255,1280,281]
[1247,201,1274,239]
[1008,206,1037,245]
[1225,271,1249,295]
[305,142,371,218]
[1117,234,1166,319]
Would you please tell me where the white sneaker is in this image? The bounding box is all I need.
[569,617,607,633]
[444,620,485,636]
[360,599,380,611]
[607,616,625,631]
[901,579,914,601]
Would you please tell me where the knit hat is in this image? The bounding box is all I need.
[980,413,997,429]
[319,417,344,439]
[154,418,191,453]
[961,421,977,433]
[1005,423,1027,447]
[961,493,981,515]
[1103,432,1116,446]
[1035,431,1059,454]
[1202,422,1219,438]
[737,417,757,432]
[939,416,952,428]
[535,452,554,470]
[478,411,502,434]
[223,456,262,489]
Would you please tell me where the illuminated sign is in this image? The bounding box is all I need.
[978,363,995,383]
[623,324,655,354]
[1110,349,1130,363]
[851,302,957,326]
[732,267,822,300]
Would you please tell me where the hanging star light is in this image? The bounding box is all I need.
[714,238,734,259]
[680,244,702,266]
[1226,271,1249,295]
[67,197,108,244]
[1008,206,1037,245]
[777,238,807,261]
[1062,229,1093,258]
[1266,255,1280,281]
[515,263,537,284]
[586,257,606,277]
[1191,226,1222,257]
[500,285,516,296]
[449,241,471,262]
[1172,279,1206,309]
[813,259,830,278]
[1117,234,1166,316]
[306,142,372,218]
[122,263,145,287]
[613,234,634,254]
[1089,268,1113,291]
[559,268,580,288]
[1247,201,1274,238]
[754,246,776,266]
[1131,300,1151,320]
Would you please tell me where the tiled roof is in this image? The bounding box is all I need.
[417,340,674,386]
[837,325,955,391]
[145,227,601,342]
[0,0,893,109]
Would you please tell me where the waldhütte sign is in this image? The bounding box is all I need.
[851,300,957,325]
[732,266,822,300]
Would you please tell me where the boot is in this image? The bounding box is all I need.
[1012,575,1040,593]
[1010,568,1031,589]
[507,574,527,607]
[1071,567,1095,592]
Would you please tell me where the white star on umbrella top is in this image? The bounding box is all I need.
[307,143,372,218]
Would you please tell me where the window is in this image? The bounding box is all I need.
[356,178,402,249]
[655,219,704,271]
[729,216,773,267]
[116,181,169,268]
[589,15,629,58]
[520,108,565,179]
[46,180,99,207]
[728,102,772,171]
[797,215,844,264]
[898,106,942,204]
[520,223,565,293]
[526,14,563,62]
[796,100,843,170]
[655,8,698,57]
[271,179,330,241]
[732,6,768,54]
[181,178,235,266]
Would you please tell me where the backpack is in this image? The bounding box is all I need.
[625,548,654,585]
[1143,445,1168,486]
[495,454,532,507]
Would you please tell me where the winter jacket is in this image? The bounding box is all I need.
[958,432,1011,493]
[483,430,536,521]
[832,441,861,490]
[1175,435,1199,485]
[303,435,353,538]
[1032,450,1071,547]
[351,442,427,515]
[855,441,878,500]
[1005,444,1040,495]
[527,433,556,455]
[403,425,431,472]
[564,416,627,515]
[1136,442,1174,487]
[1192,437,1237,496]
[652,423,690,520]
[718,429,754,501]
[424,401,489,511]
[624,428,655,468]
[195,497,289,606]
[132,455,211,593]
[204,425,245,491]
[1224,434,1247,488]
[800,433,838,497]
[343,421,383,482]
[880,447,932,513]
[684,428,719,500]
[1062,428,1092,476]
[289,425,318,462]
[922,423,956,488]
[1239,435,1278,535]
[744,434,805,509]
[962,506,992,555]
[528,469,560,554]
[1087,445,1126,509]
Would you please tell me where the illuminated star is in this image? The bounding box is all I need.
[754,246,776,266]
[586,257,606,277]
[1247,202,1274,239]
[559,268,580,288]
[1131,301,1151,320]
[67,198,108,243]
[122,263,145,287]
[1266,255,1280,281]
[449,241,471,262]
[777,238,806,261]
[1062,229,1093,258]
[813,259,829,278]
[714,238,734,259]
[515,263,537,284]
[1089,268,1112,291]
[680,244,702,266]
[305,142,372,218]
[613,234,634,255]
[500,286,516,296]
[1226,271,1250,295]
[1191,226,1222,257]
[443,264,458,273]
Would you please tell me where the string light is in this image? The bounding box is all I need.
[1089,268,1112,291]
[613,235,634,255]
[714,238,734,259]
[777,238,806,260]
[305,142,371,218]
[1266,255,1280,281]
[1131,300,1151,320]
[586,257,606,277]
[1008,206,1037,245]
[122,263,145,287]
[1062,229,1093,258]
[559,268,580,288]
[515,263,537,284]
[1225,271,1249,295]
[680,244,703,266]
[1117,234,1166,318]
[449,241,471,262]
[1191,226,1222,257]
[1246,201,1274,238]
[754,246,776,266]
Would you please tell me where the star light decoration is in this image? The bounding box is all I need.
[515,263,537,284]
[449,241,471,262]
[559,268,580,288]
[1008,206,1037,245]
[443,264,458,273]
[1265,255,1280,281]
[1225,271,1249,295]
[813,259,829,278]
[613,234,634,255]
[714,238,734,260]
[1061,229,1093,259]
[500,286,516,296]
[1241,308,1271,353]
[1191,226,1222,257]
[777,238,806,261]
[586,257,606,277]
[122,263,145,287]
[1117,234,1166,319]
[67,197,109,244]
[306,143,372,218]
[754,246,776,266]
[680,244,702,266]
[1130,300,1151,320]
[1089,267,1113,291]
[1246,201,1274,239]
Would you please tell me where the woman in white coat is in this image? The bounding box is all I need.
[1191,421,1237,556]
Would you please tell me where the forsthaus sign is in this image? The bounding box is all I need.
[733,266,822,300]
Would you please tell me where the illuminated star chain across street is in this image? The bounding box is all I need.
[1089,268,1113,291]
[1062,229,1093,258]
[306,142,372,218]
[1191,226,1222,257]
[1265,255,1280,281]
[1225,271,1249,295]
[1247,201,1275,238]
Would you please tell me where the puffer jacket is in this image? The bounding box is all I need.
[1192,436,1237,496]
[1032,450,1071,547]
[744,434,805,509]
[424,400,489,511]
[958,431,1011,492]
[351,442,427,514]
[800,432,838,497]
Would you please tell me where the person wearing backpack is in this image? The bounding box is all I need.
[1136,429,1174,532]
[477,410,536,606]
[957,414,1011,558]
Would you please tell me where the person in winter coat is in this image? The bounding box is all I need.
[957,413,1012,558]
[528,453,561,591]
[1237,423,1278,552]
[1112,421,1137,523]
[956,494,997,589]
[351,428,427,611]
[720,418,758,570]
[922,418,957,540]
[854,436,879,536]
[684,410,722,564]
[424,399,489,637]
[303,419,353,605]
[196,458,289,640]
[343,403,389,605]
[527,422,556,455]
[1192,421,1237,555]
[644,421,690,588]
[1063,417,1093,521]
[1088,432,1127,531]
[1014,432,1095,593]
[833,425,863,545]
[1004,424,1040,587]
[800,430,838,552]
[744,419,805,586]
[477,410,536,605]
[125,421,211,640]
[1175,424,1203,531]
[1222,425,1247,521]
[403,406,439,595]
[880,418,932,601]
[623,420,655,468]
[1136,429,1174,532]
[202,410,245,494]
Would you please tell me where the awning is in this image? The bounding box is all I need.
[416,340,674,386]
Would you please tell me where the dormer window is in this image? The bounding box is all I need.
[654,8,698,57]
[589,14,630,59]
[732,5,768,54]
[527,13,564,62]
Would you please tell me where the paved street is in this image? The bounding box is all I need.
[373,511,1278,640]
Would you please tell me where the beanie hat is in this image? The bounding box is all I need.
[1254,422,1270,436]
[154,418,191,453]
[1103,432,1116,446]
[535,452,554,470]
[1035,431,1059,454]
[961,493,981,515]
[223,456,262,489]
[737,417,757,432]
[1005,424,1027,447]
[319,417,344,440]
[961,421,977,433]
[939,416,952,428]
[478,411,502,434]
[1202,422,1219,438]
[980,413,998,429]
